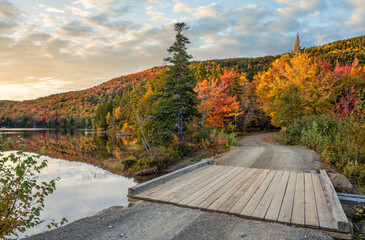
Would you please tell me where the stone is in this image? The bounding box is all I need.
[360,222,365,236]
[108,225,113,229]
[328,173,353,192]
[240,232,247,238]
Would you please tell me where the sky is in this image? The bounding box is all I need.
[0,0,364,100]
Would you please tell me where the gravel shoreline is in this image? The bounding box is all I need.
[26,201,332,240]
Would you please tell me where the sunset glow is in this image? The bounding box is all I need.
[0,0,364,100]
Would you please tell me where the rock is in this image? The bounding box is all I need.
[240,232,247,238]
[360,222,365,236]
[108,225,113,229]
[328,173,353,192]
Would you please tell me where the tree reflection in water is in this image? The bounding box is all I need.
[1,129,139,238]
[2,129,158,183]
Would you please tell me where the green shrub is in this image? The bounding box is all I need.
[343,160,365,185]
[149,146,179,169]
[0,137,66,238]
[202,129,238,156]
[197,127,211,142]
[276,113,365,187]
[121,155,137,169]
[170,141,191,157]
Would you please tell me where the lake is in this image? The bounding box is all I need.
[0,129,147,239]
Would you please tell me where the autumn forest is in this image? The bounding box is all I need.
[1,28,365,191]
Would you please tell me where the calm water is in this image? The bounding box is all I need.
[1,129,141,238]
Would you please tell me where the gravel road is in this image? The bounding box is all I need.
[215,132,321,172]
[26,132,331,240]
[27,202,332,240]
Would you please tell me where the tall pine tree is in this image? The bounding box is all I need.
[293,32,301,54]
[151,22,198,143]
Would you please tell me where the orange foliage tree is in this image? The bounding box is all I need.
[195,76,241,130]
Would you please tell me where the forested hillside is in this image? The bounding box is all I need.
[1,35,364,128]
[0,68,160,128]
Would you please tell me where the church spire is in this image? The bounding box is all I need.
[294,32,301,54]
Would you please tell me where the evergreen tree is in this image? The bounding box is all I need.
[195,62,207,81]
[151,22,198,142]
[294,32,301,54]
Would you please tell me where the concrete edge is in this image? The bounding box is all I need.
[128,158,214,195]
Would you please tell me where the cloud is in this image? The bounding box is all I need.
[0,19,17,32]
[196,3,220,19]
[173,2,221,19]
[275,0,324,17]
[173,2,193,14]
[0,0,24,33]
[59,20,95,37]
[0,0,363,100]
[346,0,365,29]
[66,6,90,17]
[86,13,136,33]
[145,6,169,22]
[0,0,25,20]
[232,5,269,35]
[148,0,160,3]
[38,4,65,14]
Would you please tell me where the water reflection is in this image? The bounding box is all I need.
[0,129,144,238]
[2,129,146,179]
[17,155,136,238]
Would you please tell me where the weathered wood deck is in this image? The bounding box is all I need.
[128,161,350,238]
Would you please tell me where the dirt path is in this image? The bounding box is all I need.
[26,132,331,240]
[215,132,320,172]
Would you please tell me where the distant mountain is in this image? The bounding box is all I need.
[1,35,364,128]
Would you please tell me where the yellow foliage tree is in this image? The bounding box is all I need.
[254,53,338,127]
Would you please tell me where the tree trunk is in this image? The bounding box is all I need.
[201,111,205,127]
[178,106,183,142]
[136,109,152,155]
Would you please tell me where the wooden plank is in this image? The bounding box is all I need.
[177,167,240,206]
[195,167,248,209]
[138,165,214,198]
[312,173,336,231]
[277,171,297,223]
[291,173,305,227]
[207,168,258,212]
[264,171,290,222]
[228,169,270,214]
[149,165,221,200]
[240,170,277,218]
[161,166,232,202]
[128,158,213,195]
[217,169,264,213]
[169,166,233,204]
[251,171,284,220]
[304,173,319,228]
[320,170,350,233]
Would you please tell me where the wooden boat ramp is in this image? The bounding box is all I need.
[128,160,351,239]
